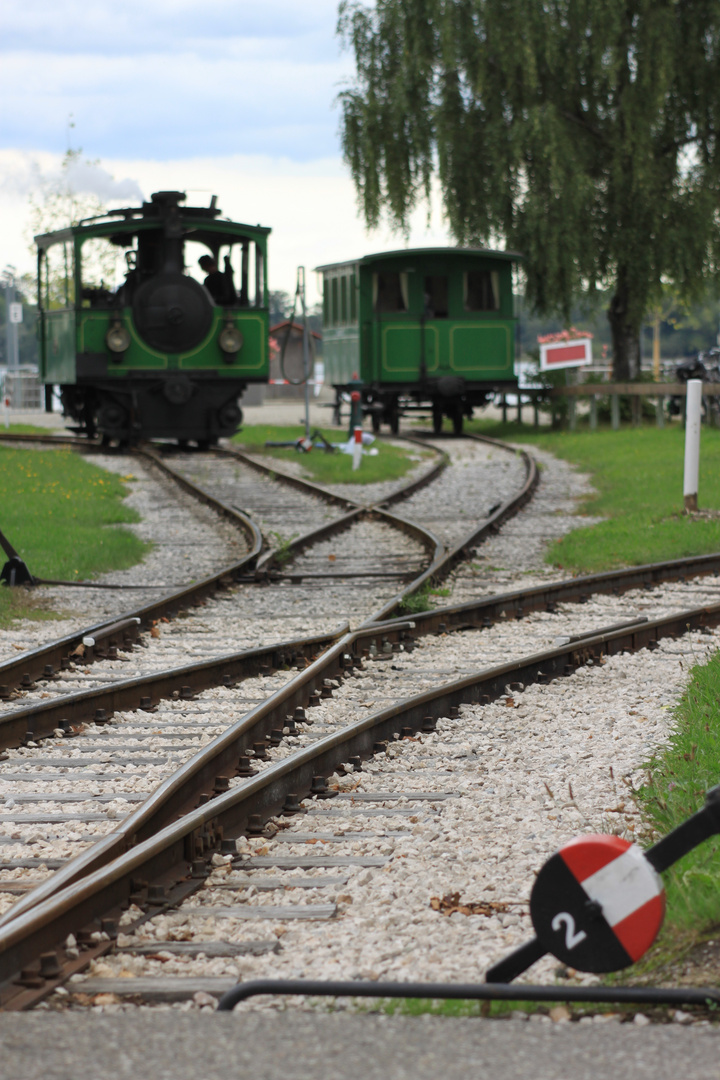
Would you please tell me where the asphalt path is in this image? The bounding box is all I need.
[2,1013,719,1080]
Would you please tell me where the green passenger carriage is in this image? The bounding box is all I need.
[36,190,270,446]
[317,248,520,434]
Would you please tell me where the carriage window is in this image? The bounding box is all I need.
[332,278,341,324]
[423,275,448,318]
[465,270,500,311]
[323,278,330,325]
[341,276,348,324]
[350,272,357,322]
[373,272,408,313]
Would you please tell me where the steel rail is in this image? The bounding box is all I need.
[141,444,447,593]
[0,600,716,1004]
[375,549,720,637]
[0,615,418,932]
[218,437,448,576]
[0,433,93,449]
[0,432,525,924]
[216,977,720,1011]
[216,444,365,511]
[1,455,717,928]
[10,526,719,742]
[0,502,262,698]
[0,626,347,751]
[0,481,441,701]
[366,439,539,624]
[0,621,366,930]
[217,434,449,513]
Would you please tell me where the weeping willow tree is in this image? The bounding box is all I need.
[338,0,720,379]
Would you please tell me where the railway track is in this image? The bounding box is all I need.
[3,428,719,1014]
[0,596,718,1009]
[0,429,537,1001]
[0,433,536,886]
[0,436,445,699]
[0,431,533,705]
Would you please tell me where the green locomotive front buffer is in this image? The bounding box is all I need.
[317,248,520,435]
[37,190,270,445]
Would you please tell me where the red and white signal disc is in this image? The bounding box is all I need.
[530,834,665,972]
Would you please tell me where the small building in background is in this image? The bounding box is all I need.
[267,321,322,399]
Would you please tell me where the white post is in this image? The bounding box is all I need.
[684,378,703,512]
[352,426,363,471]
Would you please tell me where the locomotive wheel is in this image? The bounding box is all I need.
[432,403,443,434]
[371,411,381,433]
[450,403,464,436]
[389,409,400,435]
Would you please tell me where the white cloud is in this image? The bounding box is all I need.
[0,149,451,305]
[64,161,144,202]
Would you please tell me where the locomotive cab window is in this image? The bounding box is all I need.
[373,271,408,313]
[40,243,74,310]
[423,275,448,318]
[78,236,124,308]
[464,270,500,312]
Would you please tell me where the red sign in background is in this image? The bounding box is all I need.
[544,344,588,365]
[539,337,592,370]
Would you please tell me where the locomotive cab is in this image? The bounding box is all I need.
[36,190,270,445]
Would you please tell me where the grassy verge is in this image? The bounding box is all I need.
[0,447,149,629]
[233,425,430,486]
[637,653,720,932]
[466,419,720,572]
[593,650,720,986]
[1,424,55,435]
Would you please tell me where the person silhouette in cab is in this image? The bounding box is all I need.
[198,254,235,304]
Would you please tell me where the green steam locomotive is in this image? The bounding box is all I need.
[36,190,270,446]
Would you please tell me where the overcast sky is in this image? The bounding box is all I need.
[0,0,450,302]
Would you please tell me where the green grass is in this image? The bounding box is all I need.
[2,424,54,435]
[636,652,720,934]
[233,425,429,486]
[378,997,541,1018]
[466,419,720,572]
[397,581,452,614]
[0,447,149,628]
[598,651,720,984]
